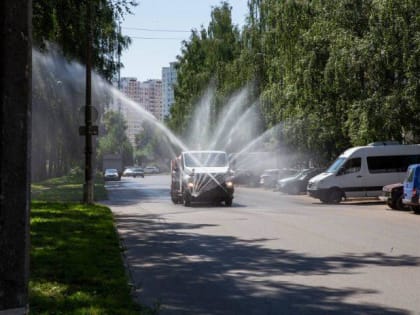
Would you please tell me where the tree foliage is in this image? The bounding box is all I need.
[97,111,133,167]
[31,0,136,181]
[168,0,420,165]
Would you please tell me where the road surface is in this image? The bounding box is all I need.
[103,175,420,315]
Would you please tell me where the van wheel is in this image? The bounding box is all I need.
[328,188,343,204]
[183,193,191,207]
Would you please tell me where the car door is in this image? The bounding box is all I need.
[336,157,363,197]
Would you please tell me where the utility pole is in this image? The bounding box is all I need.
[0,1,32,314]
[83,0,95,204]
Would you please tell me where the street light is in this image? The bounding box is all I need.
[79,1,97,204]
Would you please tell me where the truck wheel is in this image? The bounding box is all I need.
[183,193,191,207]
[328,188,343,204]
[225,198,233,207]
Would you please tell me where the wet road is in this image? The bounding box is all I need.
[103,175,420,315]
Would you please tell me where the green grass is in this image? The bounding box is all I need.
[30,174,154,314]
[31,171,107,202]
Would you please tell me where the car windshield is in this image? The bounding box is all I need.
[106,169,117,174]
[326,157,346,173]
[184,152,228,167]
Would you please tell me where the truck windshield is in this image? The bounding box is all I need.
[326,157,346,173]
[184,152,228,167]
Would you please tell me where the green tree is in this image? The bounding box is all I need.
[168,2,243,135]
[97,111,133,167]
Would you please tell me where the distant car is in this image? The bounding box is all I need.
[144,166,160,174]
[277,168,324,195]
[402,164,420,213]
[260,168,297,189]
[104,168,120,181]
[380,183,407,211]
[123,167,145,178]
[123,168,134,177]
[131,167,145,178]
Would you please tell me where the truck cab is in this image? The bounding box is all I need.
[170,150,234,206]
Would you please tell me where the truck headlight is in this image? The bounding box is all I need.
[187,182,194,189]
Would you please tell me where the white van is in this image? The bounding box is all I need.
[307,143,420,203]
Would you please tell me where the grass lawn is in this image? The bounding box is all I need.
[30,173,154,314]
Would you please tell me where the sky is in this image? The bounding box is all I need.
[120,0,249,81]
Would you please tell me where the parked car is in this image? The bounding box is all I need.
[131,167,145,178]
[144,166,160,174]
[260,168,297,189]
[379,183,407,210]
[104,168,120,181]
[123,167,135,177]
[233,169,260,187]
[124,167,145,178]
[277,168,324,195]
[402,164,420,213]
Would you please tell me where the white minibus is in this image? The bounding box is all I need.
[307,143,420,203]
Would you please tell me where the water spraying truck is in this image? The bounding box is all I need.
[170,150,234,206]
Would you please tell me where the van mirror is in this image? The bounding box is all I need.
[337,167,344,176]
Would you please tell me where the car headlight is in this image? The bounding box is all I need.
[226,181,233,188]
[187,182,194,189]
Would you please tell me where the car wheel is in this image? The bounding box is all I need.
[225,198,233,207]
[387,200,398,210]
[320,197,329,203]
[395,195,408,211]
[288,185,300,195]
[328,188,343,204]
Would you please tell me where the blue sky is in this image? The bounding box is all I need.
[120,0,249,81]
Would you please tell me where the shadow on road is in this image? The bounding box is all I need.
[114,212,418,315]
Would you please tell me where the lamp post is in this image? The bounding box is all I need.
[80,0,98,204]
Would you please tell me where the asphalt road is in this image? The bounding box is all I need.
[103,175,420,315]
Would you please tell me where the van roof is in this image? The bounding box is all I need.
[341,144,420,158]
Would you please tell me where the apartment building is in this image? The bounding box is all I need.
[162,62,178,119]
[118,77,143,146]
[139,79,163,121]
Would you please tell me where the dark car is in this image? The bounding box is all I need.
[380,183,407,211]
[277,168,324,194]
[233,169,260,187]
[260,168,297,189]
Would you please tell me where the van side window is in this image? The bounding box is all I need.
[341,158,361,174]
[367,155,420,173]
